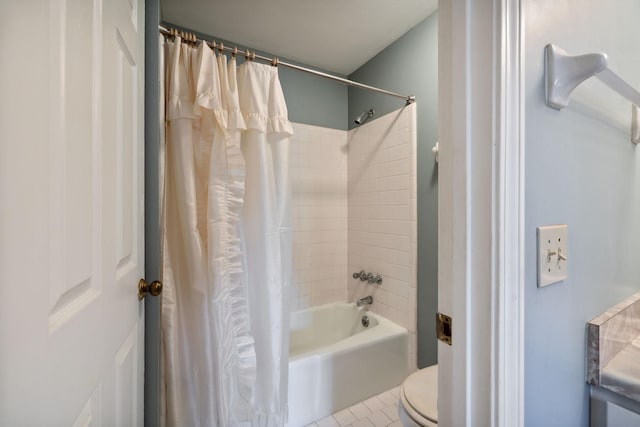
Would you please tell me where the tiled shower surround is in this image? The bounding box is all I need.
[289,104,418,371]
[347,105,418,372]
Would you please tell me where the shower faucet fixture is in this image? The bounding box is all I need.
[354,109,375,126]
[368,274,383,285]
[356,296,373,306]
[352,270,383,285]
[353,270,367,280]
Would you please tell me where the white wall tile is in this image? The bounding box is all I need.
[290,123,348,312]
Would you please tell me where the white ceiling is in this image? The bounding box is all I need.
[160,0,438,76]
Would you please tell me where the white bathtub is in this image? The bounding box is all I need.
[286,302,409,427]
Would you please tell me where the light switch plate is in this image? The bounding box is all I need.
[537,224,568,287]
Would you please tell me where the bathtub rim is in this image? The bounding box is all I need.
[289,302,409,362]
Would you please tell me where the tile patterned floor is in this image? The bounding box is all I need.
[305,386,402,427]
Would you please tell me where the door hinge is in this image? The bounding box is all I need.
[436,312,452,345]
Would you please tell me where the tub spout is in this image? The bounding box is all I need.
[356,296,373,306]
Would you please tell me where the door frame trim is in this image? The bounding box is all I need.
[492,0,524,425]
[438,0,524,425]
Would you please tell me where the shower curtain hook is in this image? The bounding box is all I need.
[232,46,238,58]
[271,57,279,67]
[218,42,224,53]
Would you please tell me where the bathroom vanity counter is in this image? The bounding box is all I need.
[600,336,640,402]
[586,292,640,425]
[599,334,640,402]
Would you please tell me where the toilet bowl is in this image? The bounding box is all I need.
[398,364,438,427]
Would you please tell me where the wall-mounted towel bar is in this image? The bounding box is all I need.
[545,44,640,144]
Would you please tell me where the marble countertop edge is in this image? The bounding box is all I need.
[586,291,640,397]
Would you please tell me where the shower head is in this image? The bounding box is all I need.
[354,109,375,126]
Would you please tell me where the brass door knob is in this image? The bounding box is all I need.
[138,279,163,300]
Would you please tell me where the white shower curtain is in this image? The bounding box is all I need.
[161,37,293,427]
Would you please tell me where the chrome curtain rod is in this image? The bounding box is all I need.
[159,25,415,105]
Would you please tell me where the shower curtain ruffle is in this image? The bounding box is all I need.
[162,36,293,427]
[166,39,198,121]
[194,40,260,422]
[235,60,293,427]
[238,62,294,136]
[242,113,294,135]
[163,37,217,427]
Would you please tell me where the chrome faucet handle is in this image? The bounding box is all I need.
[353,270,366,280]
[368,274,383,285]
[356,295,373,306]
[362,272,373,282]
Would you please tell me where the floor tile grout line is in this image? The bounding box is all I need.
[310,385,401,427]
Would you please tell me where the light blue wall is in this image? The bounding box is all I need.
[524,1,640,426]
[162,23,348,130]
[348,12,439,368]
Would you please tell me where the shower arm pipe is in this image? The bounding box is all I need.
[159,25,416,105]
[545,44,640,144]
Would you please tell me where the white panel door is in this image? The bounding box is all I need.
[0,0,146,425]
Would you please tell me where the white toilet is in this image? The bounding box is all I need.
[398,364,438,426]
